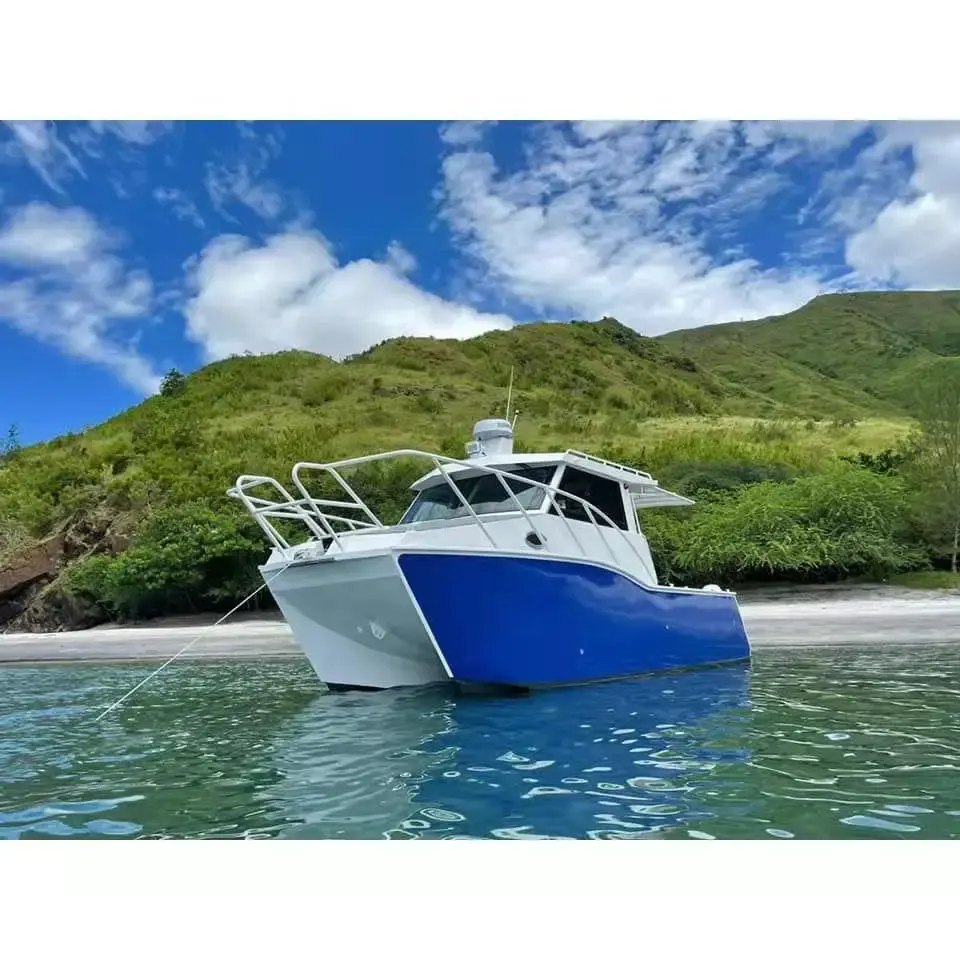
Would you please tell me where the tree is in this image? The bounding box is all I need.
[909,358,960,572]
[159,368,187,398]
[0,423,20,462]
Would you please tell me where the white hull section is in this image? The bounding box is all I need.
[265,554,448,689]
[282,514,660,587]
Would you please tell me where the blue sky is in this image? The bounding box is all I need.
[2,119,959,445]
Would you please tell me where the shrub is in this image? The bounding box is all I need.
[414,391,443,414]
[643,465,925,586]
[605,387,632,411]
[67,504,270,620]
[841,448,911,475]
[301,371,352,406]
[655,459,797,496]
[748,419,792,443]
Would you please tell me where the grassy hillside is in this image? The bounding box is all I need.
[661,290,960,411]
[1,294,955,629]
[0,314,912,554]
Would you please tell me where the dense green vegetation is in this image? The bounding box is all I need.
[64,504,269,621]
[661,291,960,413]
[3,291,960,629]
[643,464,925,585]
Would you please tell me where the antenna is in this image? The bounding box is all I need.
[504,365,514,421]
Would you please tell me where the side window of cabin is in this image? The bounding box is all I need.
[549,467,628,530]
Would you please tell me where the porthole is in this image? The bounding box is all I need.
[525,531,546,549]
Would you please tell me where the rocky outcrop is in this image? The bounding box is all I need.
[0,536,64,626]
[0,535,64,596]
[4,578,106,633]
[0,510,131,633]
[0,579,47,627]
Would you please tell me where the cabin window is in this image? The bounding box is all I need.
[549,467,628,530]
[400,465,557,524]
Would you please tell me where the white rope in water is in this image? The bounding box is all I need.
[94,560,296,722]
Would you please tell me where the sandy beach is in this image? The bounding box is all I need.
[0,614,300,664]
[2,586,960,665]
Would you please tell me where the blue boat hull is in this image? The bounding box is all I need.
[397,552,750,688]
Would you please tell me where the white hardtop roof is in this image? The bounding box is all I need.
[410,449,694,508]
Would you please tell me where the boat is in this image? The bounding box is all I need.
[226,416,751,691]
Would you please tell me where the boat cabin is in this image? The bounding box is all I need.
[400,418,692,535]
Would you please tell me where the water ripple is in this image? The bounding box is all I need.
[2,645,960,838]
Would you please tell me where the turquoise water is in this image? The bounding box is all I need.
[2,645,960,839]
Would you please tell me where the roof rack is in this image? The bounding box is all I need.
[563,449,654,481]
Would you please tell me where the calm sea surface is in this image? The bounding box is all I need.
[3,645,960,839]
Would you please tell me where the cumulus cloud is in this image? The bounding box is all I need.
[434,119,960,331]
[572,121,634,141]
[0,203,106,266]
[846,124,960,288]
[0,203,161,392]
[438,121,829,333]
[182,229,512,361]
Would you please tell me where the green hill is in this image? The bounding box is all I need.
[2,291,957,631]
[660,290,960,412]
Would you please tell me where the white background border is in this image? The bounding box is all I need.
[2,1,959,118]
[2,0,960,948]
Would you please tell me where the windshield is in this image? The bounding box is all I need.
[400,465,557,524]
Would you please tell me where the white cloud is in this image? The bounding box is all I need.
[205,162,285,220]
[847,192,960,289]
[1,121,84,193]
[153,187,206,229]
[438,122,826,333]
[440,121,497,146]
[0,203,160,393]
[182,229,512,361]
[89,121,174,145]
[0,203,106,266]
[2,120,175,193]
[571,121,633,141]
[434,119,960,331]
[744,120,867,155]
[204,125,286,221]
[385,240,417,275]
[845,124,960,288]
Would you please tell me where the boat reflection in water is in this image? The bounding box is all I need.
[269,662,752,839]
[394,663,752,839]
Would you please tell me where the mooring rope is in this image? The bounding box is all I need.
[94,559,297,722]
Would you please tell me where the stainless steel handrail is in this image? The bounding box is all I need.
[229,449,648,571]
[227,476,330,550]
[564,448,654,482]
